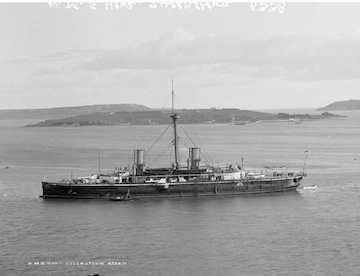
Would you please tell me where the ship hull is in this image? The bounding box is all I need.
[41,176,303,199]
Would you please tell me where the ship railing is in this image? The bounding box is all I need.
[121,171,247,184]
[119,172,221,184]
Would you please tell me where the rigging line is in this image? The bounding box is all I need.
[184,123,214,165]
[178,123,198,148]
[198,148,211,166]
[178,123,213,165]
[179,137,211,167]
[178,123,212,165]
[148,141,174,168]
[178,136,210,166]
[178,136,190,149]
[200,142,213,165]
[200,151,212,166]
[146,123,172,155]
[173,92,184,111]
[161,93,172,110]
[137,128,148,149]
[197,140,213,165]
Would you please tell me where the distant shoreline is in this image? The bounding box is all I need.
[25,109,346,127]
[0,104,351,127]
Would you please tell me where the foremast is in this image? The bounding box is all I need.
[171,78,180,169]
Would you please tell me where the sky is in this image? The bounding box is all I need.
[0,2,360,110]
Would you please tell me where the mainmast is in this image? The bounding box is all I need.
[170,78,180,169]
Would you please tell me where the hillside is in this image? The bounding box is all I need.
[317,100,360,111]
[26,109,278,127]
[26,108,345,127]
[0,104,151,120]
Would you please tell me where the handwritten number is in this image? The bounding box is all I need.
[278,2,286,14]
[268,2,277,12]
[48,2,59,8]
[250,2,257,12]
[259,2,268,12]
[88,2,96,10]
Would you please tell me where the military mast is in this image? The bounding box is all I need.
[170,78,180,169]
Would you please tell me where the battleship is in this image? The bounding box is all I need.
[41,82,305,200]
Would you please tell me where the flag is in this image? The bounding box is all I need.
[304,150,308,153]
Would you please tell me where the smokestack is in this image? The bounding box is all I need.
[134,149,145,175]
[188,148,201,170]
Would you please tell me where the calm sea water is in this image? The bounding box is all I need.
[0,111,359,276]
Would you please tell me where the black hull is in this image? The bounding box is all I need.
[41,176,303,200]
